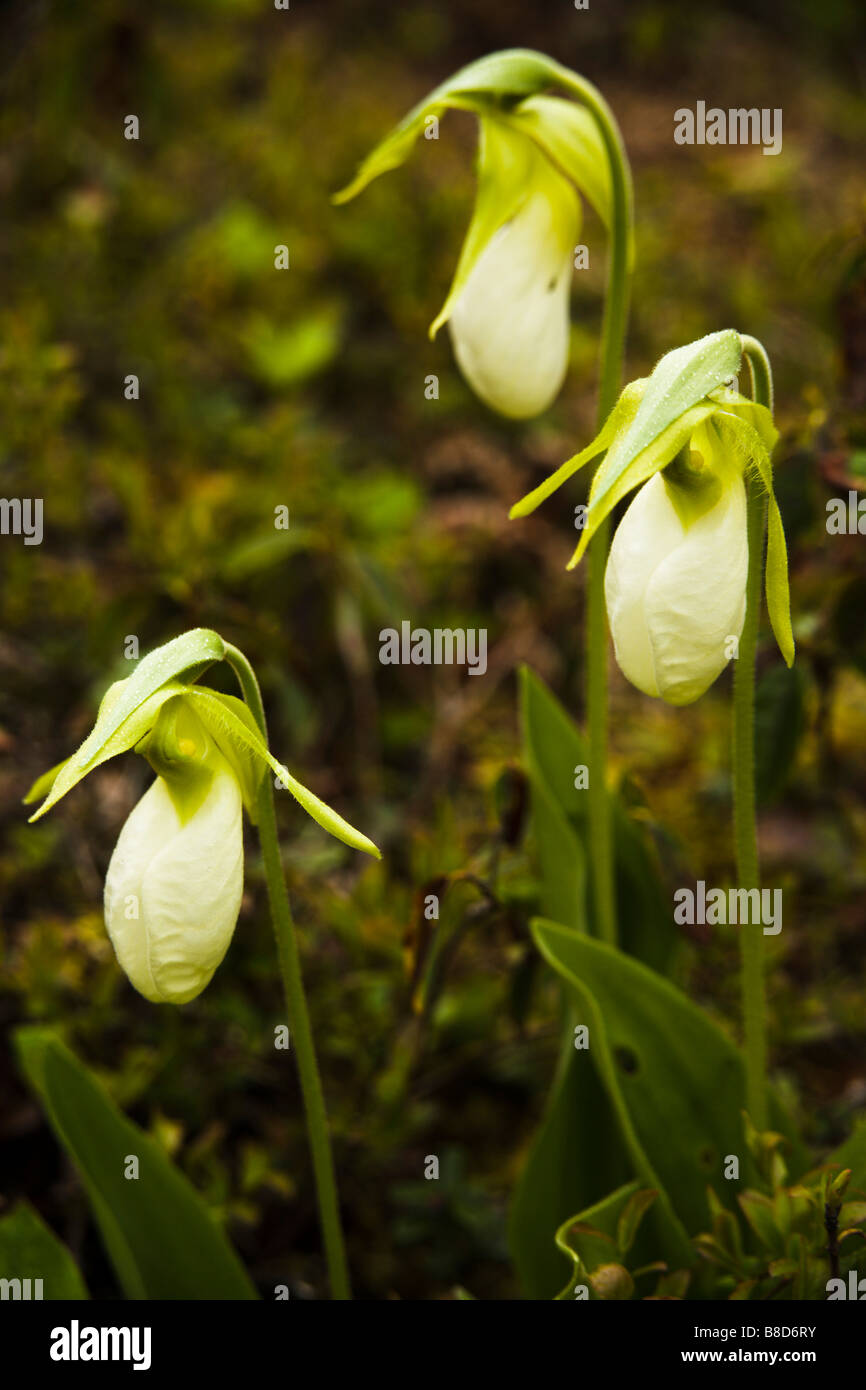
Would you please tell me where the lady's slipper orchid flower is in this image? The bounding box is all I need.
[509,330,795,703]
[24,630,380,1004]
[604,459,748,705]
[444,126,579,417]
[335,50,624,420]
[104,700,244,1004]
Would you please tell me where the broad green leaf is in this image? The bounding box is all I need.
[519,663,591,932]
[754,665,805,805]
[15,1028,256,1300]
[532,921,806,1249]
[829,1121,866,1198]
[0,1202,88,1300]
[611,801,679,977]
[509,1018,631,1299]
[532,920,694,1265]
[509,669,674,1297]
[509,381,645,519]
[241,307,342,388]
[519,666,676,971]
[186,687,381,859]
[553,1182,644,1299]
[512,672,630,1299]
[528,777,586,929]
[28,629,225,821]
[429,112,579,339]
[831,576,866,678]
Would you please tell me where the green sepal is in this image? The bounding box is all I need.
[334,48,620,253]
[569,401,718,568]
[22,758,70,806]
[587,330,743,517]
[25,629,225,821]
[711,411,795,667]
[509,379,646,520]
[333,49,574,205]
[27,680,194,822]
[184,687,382,860]
[510,331,745,536]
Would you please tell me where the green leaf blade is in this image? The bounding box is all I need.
[530,920,805,1255]
[0,1202,89,1300]
[15,1028,257,1300]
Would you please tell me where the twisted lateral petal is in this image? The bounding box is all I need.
[104,758,243,1004]
[448,172,579,419]
[605,472,748,705]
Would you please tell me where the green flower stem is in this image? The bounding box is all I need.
[586,516,615,942]
[734,336,774,1129]
[224,643,351,1300]
[554,68,633,946]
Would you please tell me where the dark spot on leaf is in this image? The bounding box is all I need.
[614,1045,639,1076]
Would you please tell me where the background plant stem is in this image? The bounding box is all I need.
[734,336,774,1129]
[553,67,633,945]
[224,643,352,1300]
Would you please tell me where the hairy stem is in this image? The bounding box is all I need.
[553,67,633,945]
[224,643,351,1299]
[734,336,774,1128]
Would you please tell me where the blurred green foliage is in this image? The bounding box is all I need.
[1,0,865,1298]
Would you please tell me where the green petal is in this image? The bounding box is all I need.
[185,688,381,860]
[23,758,70,806]
[182,690,266,824]
[765,498,796,667]
[716,396,779,453]
[507,94,614,237]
